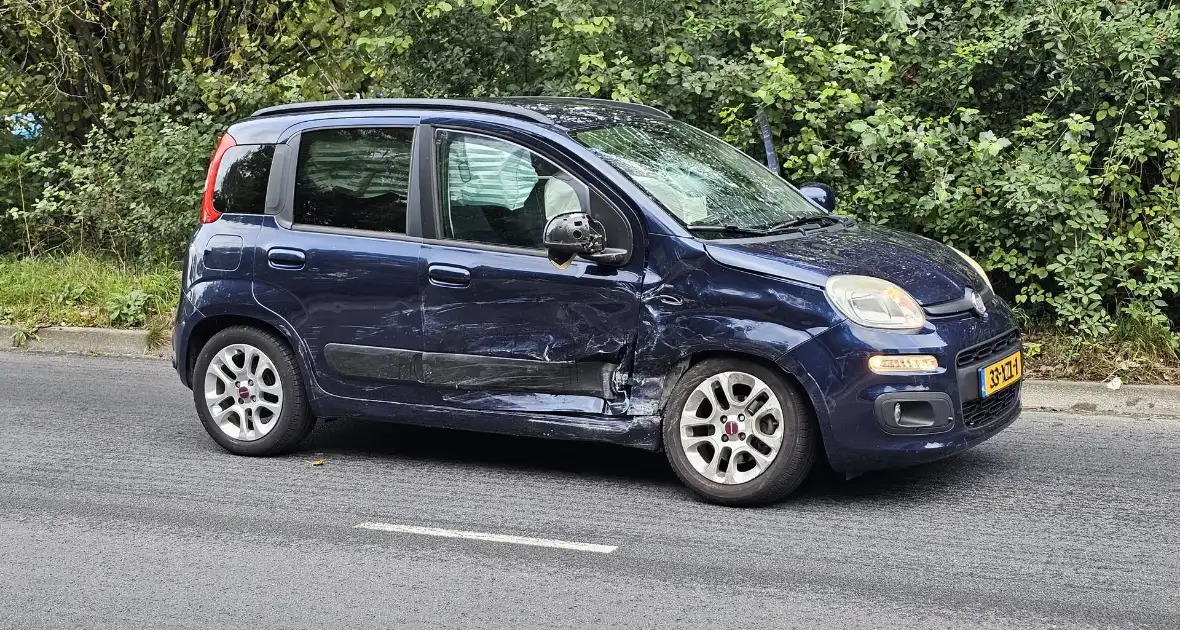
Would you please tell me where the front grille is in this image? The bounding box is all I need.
[962,383,1021,429]
[956,329,1021,368]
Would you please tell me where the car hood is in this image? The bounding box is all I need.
[703,223,983,305]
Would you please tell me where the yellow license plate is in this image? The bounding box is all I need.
[979,351,1022,397]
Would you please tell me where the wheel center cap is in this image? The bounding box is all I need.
[723,420,740,436]
[238,385,251,399]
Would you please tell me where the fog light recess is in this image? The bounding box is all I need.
[892,401,936,429]
[868,354,940,374]
[874,392,955,433]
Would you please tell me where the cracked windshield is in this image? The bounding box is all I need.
[576,120,826,236]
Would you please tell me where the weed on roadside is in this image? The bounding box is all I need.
[10,322,40,348]
[105,290,150,327]
[145,315,173,350]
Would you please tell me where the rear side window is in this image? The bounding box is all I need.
[212,145,274,215]
[294,127,415,234]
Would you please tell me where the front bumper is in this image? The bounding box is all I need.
[784,303,1022,473]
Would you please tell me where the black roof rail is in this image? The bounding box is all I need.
[496,96,673,120]
[249,98,556,125]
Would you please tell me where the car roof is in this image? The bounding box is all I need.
[492,97,672,129]
[248,97,672,131]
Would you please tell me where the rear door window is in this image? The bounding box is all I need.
[212,145,274,215]
[293,127,415,234]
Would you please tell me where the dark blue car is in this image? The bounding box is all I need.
[174,97,1021,505]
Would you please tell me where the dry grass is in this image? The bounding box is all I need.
[1022,320,1180,384]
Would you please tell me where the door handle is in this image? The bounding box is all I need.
[267,247,306,269]
[428,264,471,288]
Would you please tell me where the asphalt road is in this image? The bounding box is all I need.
[1,352,1177,629]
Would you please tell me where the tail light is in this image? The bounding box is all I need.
[200,134,237,223]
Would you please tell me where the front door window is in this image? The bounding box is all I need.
[436,130,583,249]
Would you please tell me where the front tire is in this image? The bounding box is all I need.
[663,359,815,506]
[192,325,314,456]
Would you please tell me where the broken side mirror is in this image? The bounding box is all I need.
[543,211,604,266]
[542,211,628,267]
[799,182,836,212]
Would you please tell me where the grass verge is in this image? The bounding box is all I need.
[0,254,180,331]
[1022,320,1180,385]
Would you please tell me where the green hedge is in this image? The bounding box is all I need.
[3,0,1180,338]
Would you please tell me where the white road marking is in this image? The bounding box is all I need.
[355,522,618,554]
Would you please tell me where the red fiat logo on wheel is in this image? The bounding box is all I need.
[724,420,739,436]
[238,386,250,399]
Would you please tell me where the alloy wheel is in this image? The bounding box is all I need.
[203,343,284,441]
[678,371,784,485]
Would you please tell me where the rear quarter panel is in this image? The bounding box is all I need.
[177,215,314,387]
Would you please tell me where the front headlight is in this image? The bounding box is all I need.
[949,246,992,292]
[825,275,926,330]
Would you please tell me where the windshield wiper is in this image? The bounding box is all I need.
[761,214,847,234]
[686,223,768,237]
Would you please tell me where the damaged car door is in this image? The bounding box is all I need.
[418,127,643,414]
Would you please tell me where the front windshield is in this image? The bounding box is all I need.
[574,120,823,233]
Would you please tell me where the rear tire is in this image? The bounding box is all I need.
[663,358,815,506]
[192,325,314,456]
